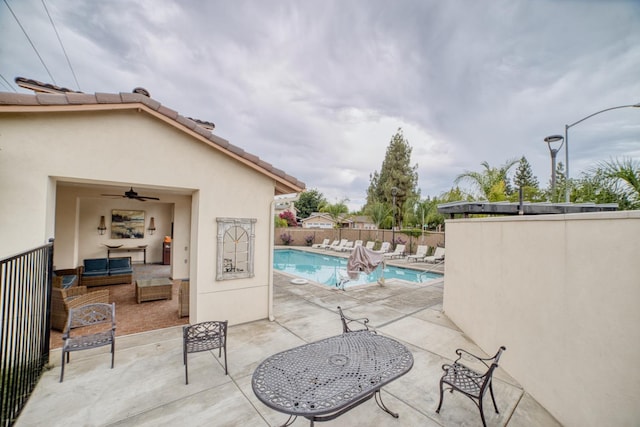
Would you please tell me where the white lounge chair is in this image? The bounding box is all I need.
[336,241,354,252]
[329,239,348,251]
[312,238,330,249]
[345,240,363,252]
[364,241,375,250]
[375,241,391,253]
[423,247,445,263]
[383,244,406,259]
[407,245,430,262]
[323,240,339,249]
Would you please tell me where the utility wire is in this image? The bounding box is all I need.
[3,0,57,85]
[41,0,81,91]
[0,73,18,92]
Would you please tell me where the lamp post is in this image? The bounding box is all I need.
[391,187,398,246]
[543,135,564,202]
[550,103,640,203]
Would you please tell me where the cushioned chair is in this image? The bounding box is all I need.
[337,306,375,333]
[178,280,189,318]
[183,320,228,384]
[60,303,116,382]
[51,279,110,331]
[53,268,80,289]
[436,346,506,427]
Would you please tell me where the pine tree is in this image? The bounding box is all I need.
[365,128,419,228]
[512,156,544,202]
[513,156,539,189]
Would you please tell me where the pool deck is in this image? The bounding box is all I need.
[16,248,560,426]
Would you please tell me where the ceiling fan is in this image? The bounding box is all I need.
[101,187,159,201]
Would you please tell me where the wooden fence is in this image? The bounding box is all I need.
[274,228,444,254]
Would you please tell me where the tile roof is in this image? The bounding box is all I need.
[1,82,305,193]
[15,76,79,94]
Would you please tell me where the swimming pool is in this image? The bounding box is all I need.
[274,249,441,288]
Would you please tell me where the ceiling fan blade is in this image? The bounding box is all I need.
[101,187,159,200]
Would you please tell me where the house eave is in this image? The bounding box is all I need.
[0,96,305,194]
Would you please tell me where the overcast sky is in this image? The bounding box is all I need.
[2,0,639,210]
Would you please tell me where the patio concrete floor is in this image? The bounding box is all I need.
[17,260,561,426]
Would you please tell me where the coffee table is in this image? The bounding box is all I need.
[252,331,413,426]
[136,278,173,303]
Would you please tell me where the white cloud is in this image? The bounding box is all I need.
[2,0,639,211]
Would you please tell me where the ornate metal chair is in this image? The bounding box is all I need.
[60,303,116,382]
[337,306,375,333]
[436,346,506,427]
[183,320,228,384]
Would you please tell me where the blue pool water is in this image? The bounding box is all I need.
[274,249,441,288]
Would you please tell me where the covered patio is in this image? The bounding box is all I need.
[17,270,559,426]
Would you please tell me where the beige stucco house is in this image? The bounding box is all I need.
[301,212,352,229]
[0,83,304,326]
[350,215,376,230]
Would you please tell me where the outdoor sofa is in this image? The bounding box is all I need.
[80,257,133,287]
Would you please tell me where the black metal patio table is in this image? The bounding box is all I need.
[251,331,414,426]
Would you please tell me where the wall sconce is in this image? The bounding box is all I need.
[148,217,156,235]
[98,216,107,235]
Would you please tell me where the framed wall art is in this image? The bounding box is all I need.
[111,209,145,239]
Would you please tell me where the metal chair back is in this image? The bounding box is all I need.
[183,320,228,384]
[60,303,116,382]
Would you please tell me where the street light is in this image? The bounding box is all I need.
[391,187,398,246]
[548,102,640,203]
[543,135,564,202]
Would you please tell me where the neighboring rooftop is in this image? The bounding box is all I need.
[437,200,618,217]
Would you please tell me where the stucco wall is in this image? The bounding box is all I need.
[443,211,640,427]
[0,109,280,325]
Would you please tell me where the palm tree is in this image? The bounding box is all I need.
[320,200,350,233]
[454,159,519,201]
[365,201,391,240]
[599,157,640,209]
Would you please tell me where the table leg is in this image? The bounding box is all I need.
[375,390,399,418]
[279,415,296,427]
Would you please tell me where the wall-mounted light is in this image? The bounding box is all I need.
[98,216,107,235]
[148,217,156,235]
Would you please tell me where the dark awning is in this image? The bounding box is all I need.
[437,201,618,217]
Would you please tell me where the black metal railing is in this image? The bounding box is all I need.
[1,241,53,427]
